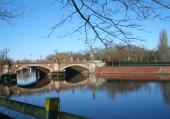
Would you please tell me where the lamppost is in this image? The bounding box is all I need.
[30,53,32,60]
[3,48,9,73]
[4,48,9,64]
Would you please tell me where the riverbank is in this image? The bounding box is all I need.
[95,66,170,81]
[95,66,170,74]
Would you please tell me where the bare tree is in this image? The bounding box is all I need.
[158,30,169,62]
[0,50,5,60]
[0,0,22,24]
[0,50,5,73]
[50,0,170,46]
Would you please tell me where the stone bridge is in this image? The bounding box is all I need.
[10,60,105,74]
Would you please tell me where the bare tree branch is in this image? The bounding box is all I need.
[152,0,170,9]
[51,0,170,46]
[0,0,22,24]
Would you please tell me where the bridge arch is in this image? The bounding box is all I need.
[60,64,89,72]
[14,64,52,74]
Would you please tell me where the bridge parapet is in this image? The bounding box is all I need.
[10,61,55,73]
[10,60,105,73]
[13,60,55,64]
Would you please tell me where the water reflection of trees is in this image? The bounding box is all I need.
[98,79,148,99]
[160,82,170,105]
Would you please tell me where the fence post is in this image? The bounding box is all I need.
[45,97,60,119]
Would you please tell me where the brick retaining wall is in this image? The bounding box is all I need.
[95,67,170,74]
[95,67,170,81]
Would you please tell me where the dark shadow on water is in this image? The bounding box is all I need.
[64,67,89,83]
[66,73,88,83]
[160,82,170,105]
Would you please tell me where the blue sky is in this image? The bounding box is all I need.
[0,0,170,60]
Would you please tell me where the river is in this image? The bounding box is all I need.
[0,69,170,119]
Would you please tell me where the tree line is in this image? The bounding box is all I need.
[46,30,170,66]
[95,30,170,66]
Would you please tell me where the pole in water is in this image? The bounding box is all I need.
[45,97,60,119]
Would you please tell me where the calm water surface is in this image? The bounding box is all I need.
[1,71,170,119]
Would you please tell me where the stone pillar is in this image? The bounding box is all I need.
[3,64,9,73]
[54,63,59,71]
[89,62,96,73]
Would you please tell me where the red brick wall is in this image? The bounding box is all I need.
[95,67,162,74]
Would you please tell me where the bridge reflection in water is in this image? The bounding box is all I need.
[1,70,170,118]
[0,67,91,118]
[16,67,89,88]
[17,68,51,88]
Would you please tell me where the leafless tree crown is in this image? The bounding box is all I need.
[158,30,169,61]
[51,0,170,47]
[0,0,21,24]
